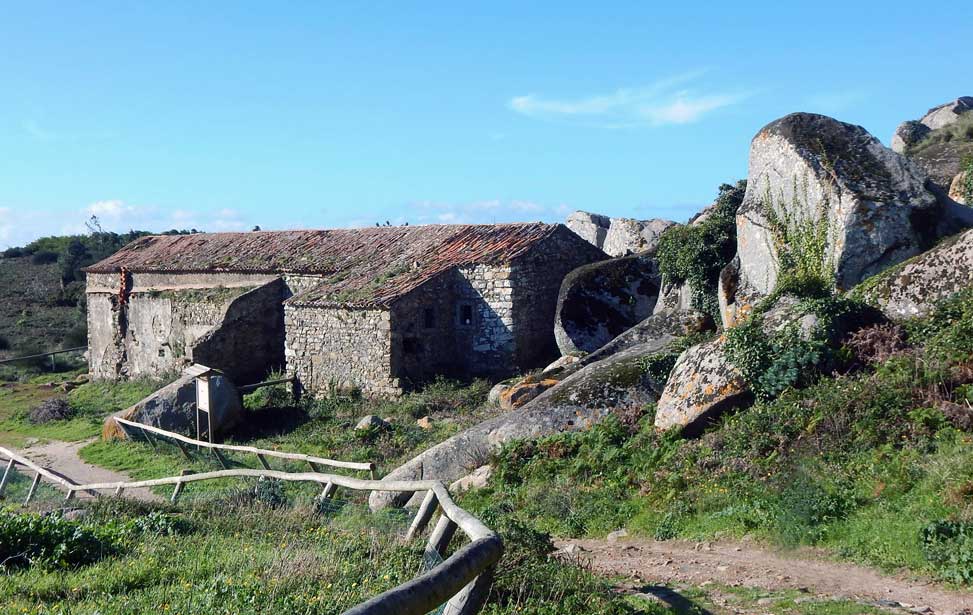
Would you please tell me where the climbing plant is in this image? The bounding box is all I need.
[760,175,834,297]
[655,180,746,323]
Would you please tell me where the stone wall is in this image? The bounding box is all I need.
[454,264,517,374]
[511,225,608,367]
[284,305,398,397]
[191,279,287,383]
[86,271,299,382]
[390,271,466,386]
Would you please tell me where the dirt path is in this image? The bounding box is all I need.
[556,537,973,614]
[23,439,162,502]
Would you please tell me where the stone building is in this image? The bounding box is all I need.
[84,223,606,396]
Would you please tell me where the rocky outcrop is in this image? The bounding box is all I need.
[728,113,971,316]
[891,120,932,154]
[856,227,973,320]
[499,378,559,409]
[654,337,750,434]
[369,336,674,510]
[566,211,677,257]
[893,97,973,191]
[554,255,661,355]
[573,309,703,371]
[566,211,611,250]
[919,97,973,131]
[103,371,242,440]
[603,218,677,257]
[951,171,970,205]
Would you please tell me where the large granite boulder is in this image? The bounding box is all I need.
[855,227,973,320]
[894,97,973,191]
[603,218,678,257]
[566,211,677,257]
[566,211,611,250]
[951,170,970,205]
[554,255,661,355]
[369,336,674,510]
[103,371,242,440]
[729,113,971,315]
[654,337,750,434]
[920,96,973,131]
[891,120,932,154]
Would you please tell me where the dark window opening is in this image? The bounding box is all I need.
[459,304,473,326]
[158,348,166,358]
[403,338,422,354]
[423,307,435,329]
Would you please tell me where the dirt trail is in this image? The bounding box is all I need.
[22,439,162,502]
[556,537,973,614]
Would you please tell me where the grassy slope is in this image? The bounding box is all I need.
[0,375,161,447]
[0,257,81,356]
[464,287,973,588]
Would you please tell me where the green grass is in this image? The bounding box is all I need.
[0,375,163,447]
[471,287,973,586]
[0,492,663,615]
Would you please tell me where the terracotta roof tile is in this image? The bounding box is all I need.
[85,223,564,308]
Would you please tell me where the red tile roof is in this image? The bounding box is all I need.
[85,223,569,308]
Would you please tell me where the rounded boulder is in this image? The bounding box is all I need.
[554,254,661,355]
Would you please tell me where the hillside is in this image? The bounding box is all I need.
[0,256,84,357]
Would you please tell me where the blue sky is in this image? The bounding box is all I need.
[1,1,970,248]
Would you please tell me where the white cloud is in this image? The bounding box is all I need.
[509,72,750,127]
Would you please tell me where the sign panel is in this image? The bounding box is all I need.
[196,377,210,412]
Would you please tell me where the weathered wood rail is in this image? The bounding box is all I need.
[0,440,501,615]
[112,416,378,478]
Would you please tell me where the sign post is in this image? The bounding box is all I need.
[191,365,215,445]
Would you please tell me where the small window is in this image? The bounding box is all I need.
[423,307,436,329]
[459,304,473,326]
[158,348,166,358]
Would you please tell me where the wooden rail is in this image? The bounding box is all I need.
[0,444,500,615]
[112,416,377,478]
[0,346,86,371]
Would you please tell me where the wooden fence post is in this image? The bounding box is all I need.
[406,490,438,541]
[443,565,497,615]
[425,514,458,559]
[24,473,41,505]
[0,458,15,498]
[171,469,194,503]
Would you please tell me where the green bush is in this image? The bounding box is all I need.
[30,250,59,265]
[0,510,123,569]
[921,520,973,583]
[655,180,746,322]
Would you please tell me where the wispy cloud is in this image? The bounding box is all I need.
[508,71,750,127]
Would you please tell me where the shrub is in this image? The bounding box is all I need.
[1,247,24,258]
[30,250,59,265]
[846,323,908,365]
[921,519,973,583]
[0,510,122,569]
[28,397,76,424]
[655,180,746,322]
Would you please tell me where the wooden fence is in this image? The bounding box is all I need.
[0,428,501,615]
[112,416,377,479]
